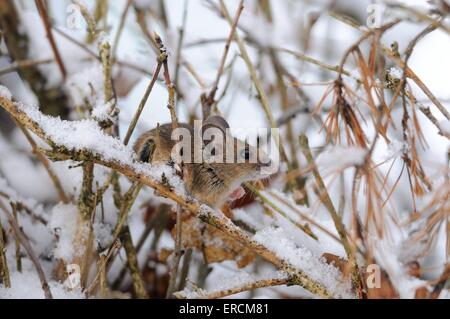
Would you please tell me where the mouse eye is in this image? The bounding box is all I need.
[240,148,251,161]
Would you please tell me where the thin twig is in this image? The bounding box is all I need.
[112,205,169,289]
[155,33,179,130]
[177,248,192,291]
[123,60,163,146]
[0,58,53,76]
[0,192,48,225]
[112,0,133,60]
[154,34,183,298]
[218,0,275,127]
[266,189,352,249]
[175,276,289,299]
[277,47,353,77]
[419,105,450,139]
[53,27,154,77]
[182,60,207,89]
[11,203,22,272]
[0,200,53,299]
[174,0,188,105]
[112,182,142,240]
[35,0,67,80]
[299,133,363,298]
[121,224,149,299]
[0,207,11,288]
[166,206,183,298]
[205,0,244,115]
[330,11,449,121]
[99,41,114,105]
[385,2,450,35]
[16,122,69,203]
[218,0,290,166]
[84,240,120,296]
[245,183,318,240]
[73,0,97,42]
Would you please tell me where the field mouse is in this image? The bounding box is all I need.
[134,116,272,207]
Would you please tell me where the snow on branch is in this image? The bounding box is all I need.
[253,227,354,298]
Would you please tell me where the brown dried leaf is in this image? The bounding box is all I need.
[365,269,399,299]
[322,253,400,299]
[415,286,429,299]
[203,225,255,268]
[322,253,351,277]
[174,212,255,268]
[158,248,173,263]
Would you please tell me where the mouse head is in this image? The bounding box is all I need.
[200,116,273,184]
[168,116,278,207]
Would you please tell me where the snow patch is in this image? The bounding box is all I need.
[439,120,450,135]
[49,203,79,261]
[253,227,354,298]
[388,67,403,80]
[0,270,84,299]
[0,85,12,99]
[317,146,366,172]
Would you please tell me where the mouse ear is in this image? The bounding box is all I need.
[201,115,230,137]
[201,116,229,161]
